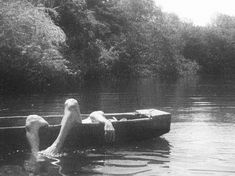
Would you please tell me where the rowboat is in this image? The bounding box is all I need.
[0,109,171,154]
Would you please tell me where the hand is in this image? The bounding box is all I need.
[104,120,115,143]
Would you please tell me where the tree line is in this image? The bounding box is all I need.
[1,0,235,91]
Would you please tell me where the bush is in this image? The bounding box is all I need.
[175,55,199,76]
[0,0,75,90]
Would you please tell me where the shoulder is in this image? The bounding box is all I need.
[89,111,104,117]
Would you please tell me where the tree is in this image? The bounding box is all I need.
[0,0,73,90]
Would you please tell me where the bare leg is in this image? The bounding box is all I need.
[25,115,49,158]
[40,98,82,157]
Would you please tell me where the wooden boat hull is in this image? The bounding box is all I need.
[0,109,171,154]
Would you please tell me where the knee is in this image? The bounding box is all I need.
[65,98,79,110]
[26,115,49,131]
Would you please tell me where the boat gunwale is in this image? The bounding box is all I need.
[0,111,171,119]
[0,117,158,130]
[0,112,137,119]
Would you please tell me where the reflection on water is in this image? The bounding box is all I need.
[0,138,170,176]
[1,76,235,175]
[166,122,235,175]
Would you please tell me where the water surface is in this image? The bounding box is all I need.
[0,76,235,175]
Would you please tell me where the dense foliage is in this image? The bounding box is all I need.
[0,0,235,91]
[0,0,75,91]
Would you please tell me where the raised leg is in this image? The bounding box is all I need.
[40,98,82,157]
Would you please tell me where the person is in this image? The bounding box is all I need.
[25,98,115,158]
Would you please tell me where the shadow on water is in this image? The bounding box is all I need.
[0,137,170,176]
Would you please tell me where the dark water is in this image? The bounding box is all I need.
[0,76,235,175]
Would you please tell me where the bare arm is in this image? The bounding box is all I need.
[89,111,115,143]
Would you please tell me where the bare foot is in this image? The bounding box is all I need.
[39,145,61,158]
